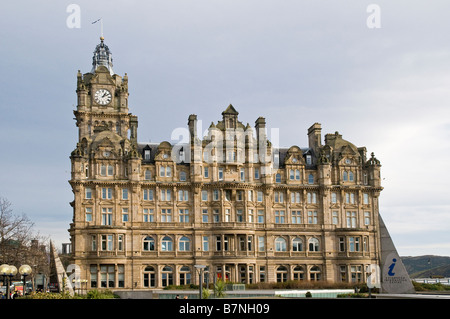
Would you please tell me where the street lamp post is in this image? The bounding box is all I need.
[194,265,206,299]
[19,265,32,296]
[0,264,10,299]
[8,266,17,299]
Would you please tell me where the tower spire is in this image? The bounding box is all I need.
[91,35,114,75]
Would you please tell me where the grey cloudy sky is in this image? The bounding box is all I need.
[1,0,450,256]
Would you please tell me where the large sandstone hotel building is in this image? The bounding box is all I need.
[69,38,383,290]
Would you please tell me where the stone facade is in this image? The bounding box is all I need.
[69,38,383,290]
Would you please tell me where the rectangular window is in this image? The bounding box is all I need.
[203,236,209,251]
[237,190,243,201]
[257,191,263,202]
[257,210,264,223]
[349,237,360,252]
[254,168,260,179]
[160,166,165,177]
[363,193,369,205]
[99,264,115,288]
[275,210,285,224]
[201,190,208,201]
[85,187,92,199]
[346,211,357,228]
[240,168,245,181]
[364,211,371,225]
[291,192,301,203]
[90,265,98,288]
[101,235,113,251]
[101,208,113,225]
[213,189,219,201]
[100,165,106,176]
[91,235,96,251]
[160,189,171,201]
[248,190,254,202]
[102,188,112,199]
[258,236,265,252]
[289,169,294,180]
[248,209,254,223]
[107,165,114,176]
[259,266,266,282]
[122,188,128,200]
[122,208,129,222]
[118,235,124,251]
[161,209,172,222]
[307,192,316,204]
[332,211,339,225]
[216,236,222,251]
[306,155,312,165]
[213,209,220,222]
[204,166,209,178]
[291,211,301,224]
[307,211,318,224]
[143,208,154,222]
[143,189,154,201]
[218,167,224,180]
[179,209,189,223]
[178,190,188,201]
[236,209,243,222]
[144,149,151,160]
[225,209,231,222]
[339,237,346,252]
[274,191,284,203]
[331,192,337,204]
[85,207,93,222]
[346,192,356,204]
[202,209,209,223]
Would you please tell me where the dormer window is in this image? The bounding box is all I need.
[144,150,150,160]
[306,155,312,165]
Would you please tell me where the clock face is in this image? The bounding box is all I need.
[94,89,112,105]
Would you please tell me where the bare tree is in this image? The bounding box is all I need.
[0,197,50,286]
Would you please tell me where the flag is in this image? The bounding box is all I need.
[92,18,102,24]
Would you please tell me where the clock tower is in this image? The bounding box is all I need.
[73,37,138,145]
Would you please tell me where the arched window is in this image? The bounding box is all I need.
[349,171,354,182]
[276,173,281,183]
[343,171,348,181]
[308,174,314,184]
[310,266,321,281]
[161,236,173,251]
[308,238,320,252]
[295,169,300,180]
[179,266,191,285]
[143,266,156,288]
[292,238,303,252]
[275,237,287,252]
[179,236,190,251]
[161,266,173,287]
[166,166,172,177]
[276,266,288,282]
[143,236,155,251]
[289,169,294,180]
[145,169,151,180]
[293,266,304,281]
[179,171,186,181]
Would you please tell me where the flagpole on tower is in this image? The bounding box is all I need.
[92,18,103,39]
